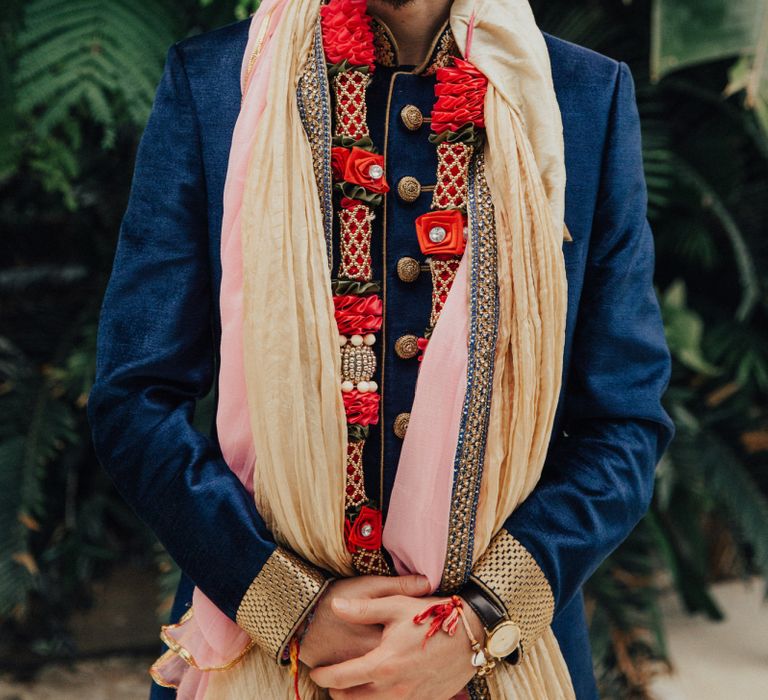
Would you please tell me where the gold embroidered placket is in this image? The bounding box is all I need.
[470,531,555,658]
[235,548,331,662]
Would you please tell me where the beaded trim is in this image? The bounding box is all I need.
[296,20,334,269]
[235,548,332,663]
[438,151,500,593]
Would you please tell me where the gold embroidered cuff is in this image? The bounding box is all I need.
[470,530,554,659]
[235,547,332,664]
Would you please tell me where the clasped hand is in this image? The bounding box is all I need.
[300,574,482,699]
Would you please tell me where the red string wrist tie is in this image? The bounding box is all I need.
[413,594,464,648]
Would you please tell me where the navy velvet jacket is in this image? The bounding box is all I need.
[88,16,674,700]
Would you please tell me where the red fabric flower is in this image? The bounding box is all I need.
[334,294,383,336]
[320,0,376,71]
[415,209,467,256]
[417,336,429,362]
[345,506,383,552]
[340,196,362,210]
[332,146,350,180]
[431,58,488,134]
[343,147,389,194]
[343,390,380,426]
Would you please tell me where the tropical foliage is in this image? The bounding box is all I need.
[1,0,767,697]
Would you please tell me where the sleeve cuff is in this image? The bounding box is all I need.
[470,530,554,659]
[235,547,333,664]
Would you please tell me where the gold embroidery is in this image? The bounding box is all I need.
[397,175,422,202]
[236,547,331,662]
[400,104,424,131]
[371,18,396,68]
[439,151,499,593]
[422,27,459,77]
[394,334,420,360]
[371,16,457,76]
[470,531,555,658]
[393,412,410,439]
[296,21,334,267]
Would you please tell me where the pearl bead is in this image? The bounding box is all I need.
[341,381,354,392]
[338,335,348,347]
[350,334,363,347]
[357,381,370,393]
[429,226,447,243]
[363,333,376,346]
[368,381,378,392]
[368,164,384,180]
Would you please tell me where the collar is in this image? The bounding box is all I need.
[370,16,459,75]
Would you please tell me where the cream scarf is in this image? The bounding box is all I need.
[205,0,574,697]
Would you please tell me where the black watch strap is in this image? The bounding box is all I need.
[460,580,522,664]
[460,580,506,632]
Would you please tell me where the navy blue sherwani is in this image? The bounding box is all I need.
[88,14,674,700]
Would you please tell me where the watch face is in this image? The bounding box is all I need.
[487,621,521,658]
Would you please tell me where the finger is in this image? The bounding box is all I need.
[329,686,376,699]
[331,596,399,625]
[363,574,432,598]
[310,651,379,689]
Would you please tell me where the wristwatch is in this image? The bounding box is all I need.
[460,580,522,664]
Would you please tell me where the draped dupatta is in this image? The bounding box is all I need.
[151,1,576,697]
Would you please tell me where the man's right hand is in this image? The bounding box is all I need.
[299,574,431,668]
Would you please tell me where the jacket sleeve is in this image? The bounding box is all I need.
[87,43,331,664]
[467,62,675,660]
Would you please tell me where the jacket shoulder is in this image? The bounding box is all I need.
[543,33,621,91]
[173,16,252,75]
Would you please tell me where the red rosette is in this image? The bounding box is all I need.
[320,0,376,72]
[343,147,389,194]
[343,390,380,426]
[415,209,467,256]
[332,146,350,180]
[344,505,382,552]
[431,58,488,134]
[334,294,383,335]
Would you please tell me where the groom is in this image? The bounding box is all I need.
[88,0,674,698]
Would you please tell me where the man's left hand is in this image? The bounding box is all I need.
[309,594,483,699]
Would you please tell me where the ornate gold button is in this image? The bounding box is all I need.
[396,257,421,283]
[401,104,424,131]
[393,412,410,439]
[397,176,421,203]
[394,334,419,360]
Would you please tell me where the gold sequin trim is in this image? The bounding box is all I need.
[470,531,555,658]
[236,547,331,663]
[297,20,334,267]
[439,151,499,593]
